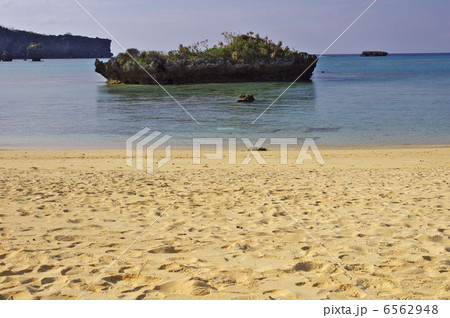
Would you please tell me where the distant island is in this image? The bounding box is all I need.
[361,51,388,57]
[95,32,318,85]
[0,26,112,61]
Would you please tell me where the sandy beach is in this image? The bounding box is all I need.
[0,146,449,300]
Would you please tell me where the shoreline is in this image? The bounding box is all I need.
[1,143,449,152]
[1,146,449,172]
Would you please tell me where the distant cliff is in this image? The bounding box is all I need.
[95,32,317,85]
[0,26,112,59]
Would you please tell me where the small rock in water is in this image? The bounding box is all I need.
[248,147,267,151]
[237,94,255,103]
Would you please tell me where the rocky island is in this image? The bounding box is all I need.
[361,51,388,57]
[95,32,318,85]
[0,26,112,60]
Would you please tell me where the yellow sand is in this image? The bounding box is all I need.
[0,147,449,300]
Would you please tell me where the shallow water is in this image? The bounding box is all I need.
[0,54,449,149]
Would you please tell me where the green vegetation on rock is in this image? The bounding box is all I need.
[116,32,297,66]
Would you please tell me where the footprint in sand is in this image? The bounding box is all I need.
[291,260,323,272]
[37,264,56,273]
[153,278,216,296]
[147,246,182,254]
[102,273,161,284]
[54,235,84,242]
[263,289,299,300]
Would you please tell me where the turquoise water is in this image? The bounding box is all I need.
[0,54,449,149]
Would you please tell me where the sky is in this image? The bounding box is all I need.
[1,0,449,55]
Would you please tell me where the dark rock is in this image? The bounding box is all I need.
[27,43,43,61]
[237,94,255,103]
[2,50,13,61]
[248,147,267,151]
[361,51,388,57]
[95,52,318,85]
[0,26,112,59]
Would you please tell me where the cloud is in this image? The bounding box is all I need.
[0,0,13,9]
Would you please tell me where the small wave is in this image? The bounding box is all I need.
[305,127,340,133]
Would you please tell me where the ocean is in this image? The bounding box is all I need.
[0,54,449,149]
